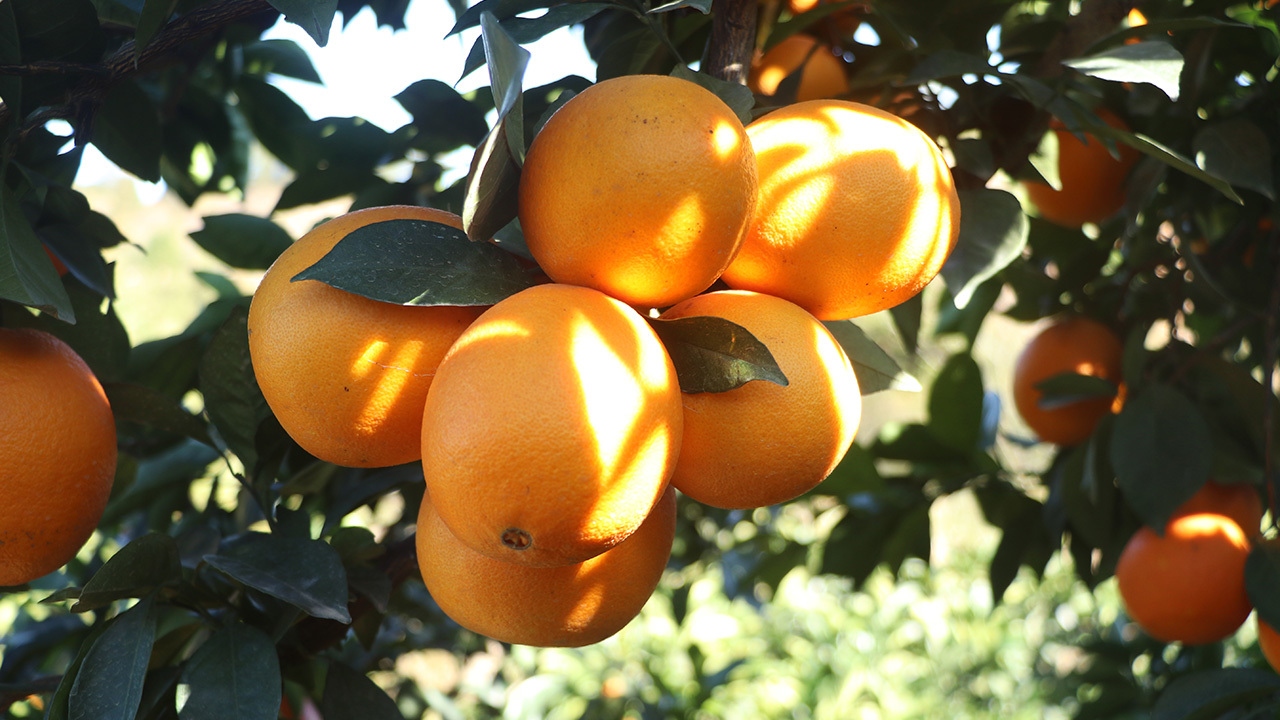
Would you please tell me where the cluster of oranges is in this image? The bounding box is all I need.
[249,73,961,646]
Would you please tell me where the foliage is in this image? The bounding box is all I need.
[0,0,1278,718]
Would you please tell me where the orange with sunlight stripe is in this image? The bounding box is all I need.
[721,99,960,320]
[420,283,682,568]
[248,206,485,468]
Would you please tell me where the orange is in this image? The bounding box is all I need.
[720,99,960,320]
[660,290,860,508]
[1024,109,1139,227]
[417,485,676,647]
[1011,315,1123,446]
[1115,513,1252,645]
[749,35,848,102]
[247,205,485,468]
[1260,617,1280,672]
[1172,481,1265,538]
[0,328,116,585]
[420,283,682,567]
[518,74,758,309]
[786,0,863,39]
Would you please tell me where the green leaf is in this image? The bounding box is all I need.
[941,188,1028,308]
[650,0,711,13]
[927,353,984,454]
[821,320,921,394]
[1194,119,1275,200]
[204,533,351,622]
[177,624,281,720]
[460,5,607,81]
[1034,372,1119,409]
[450,0,557,34]
[1063,41,1183,101]
[197,306,269,468]
[480,11,530,164]
[91,79,162,182]
[649,315,788,394]
[191,214,293,270]
[0,278,127,379]
[69,595,157,720]
[0,1,23,119]
[292,218,538,306]
[1152,669,1280,720]
[135,0,178,55]
[904,49,994,84]
[462,122,522,243]
[318,662,402,720]
[1110,385,1212,532]
[0,186,75,321]
[41,622,107,720]
[105,381,213,445]
[266,0,338,47]
[669,64,754,127]
[889,293,922,354]
[395,80,489,154]
[242,39,321,83]
[71,534,182,612]
[1247,542,1280,630]
[1096,124,1243,204]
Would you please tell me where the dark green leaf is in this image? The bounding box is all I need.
[941,188,1028,308]
[1152,669,1280,720]
[0,186,74,321]
[822,320,921,394]
[461,6,607,81]
[889,292,921,354]
[669,64,754,127]
[135,0,178,54]
[1063,41,1183,101]
[873,423,966,463]
[204,533,351,622]
[1247,543,1280,630]
[71,535,182,612]
[242,39,321,83]
[927,353,984,454]
[904,49,994,84]
[106,381,212,444]
[650,0,711,12]
[275,166,379,211]
[197,306,269,468]
[91,80,162,182]
[1034,372,1119,409]
[267,0,338,46]
[318,662,401,720]
[191,214,293,270]
[177,624,281,720]
[450,0,556,34]
[292,218,538,306]
[1097,124,1242,204]
[69,596,157,720]
[0,277,127,379]
[0,1,22,119]
[234,76,313,170]
[649,315,788,394]
[1194,119,1274,200]
[1110,385,1212,532]
[462,122,521,243]
[480,11,529,163]
[395,80,489,154]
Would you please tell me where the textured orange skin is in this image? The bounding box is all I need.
[418,486,675,647]
[1260,618,1280,673]
[0,329,116,586]
[1024,109,1139,227]
[1116,513,1252,645]
[749,35,848,102]
[421,284,682,568]
[721,100,960,320]
[1173,481,1265,539]
[661,291,860,509]
[518,75,758,309]
[247,206,485,468]
[1012,316,1123,446]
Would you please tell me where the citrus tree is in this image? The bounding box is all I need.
[1,0,1278,717]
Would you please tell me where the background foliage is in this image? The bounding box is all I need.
[1,0,1279,717]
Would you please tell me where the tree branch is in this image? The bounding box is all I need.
[704,0,757,84]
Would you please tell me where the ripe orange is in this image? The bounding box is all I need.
[518,75,758,309]
[786,0,863,40]
[720,99,960,320]
[749,35,848,102]
[1023,109,1139,227]
[417,486,676,647]
[1172,481,1264,538]
[420,283,682,568]
[247,206,485,468]
[1011,315,1123,446]
[660,290,860,508]
[0,328,117,586]
[1260,617,1280,672]
[1115,513,1252,645]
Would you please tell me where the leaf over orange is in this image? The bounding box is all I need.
[1023,109,1139,227]
[1011,315,1123,446]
